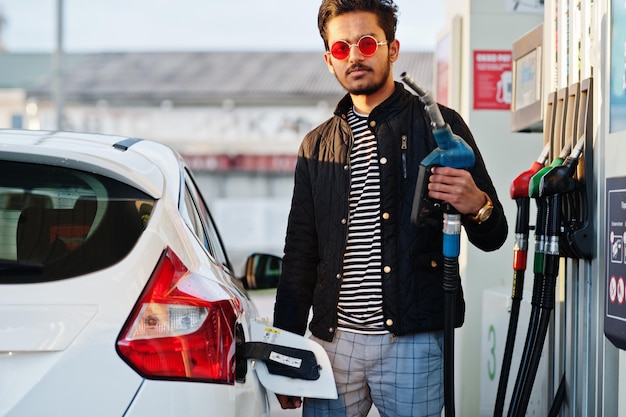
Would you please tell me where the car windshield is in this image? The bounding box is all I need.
[0,161,155,283]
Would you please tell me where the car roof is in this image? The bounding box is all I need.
[0,129,183,199]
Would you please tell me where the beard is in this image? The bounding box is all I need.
[336,58,392,96]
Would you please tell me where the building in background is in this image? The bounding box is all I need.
[0,51,434,272]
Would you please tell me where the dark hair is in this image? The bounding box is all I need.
[317,0,399,50]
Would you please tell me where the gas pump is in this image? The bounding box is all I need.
[512,138,586,417]
[494,78,592,417]
[401,72,475,417]
[504,78,594,417]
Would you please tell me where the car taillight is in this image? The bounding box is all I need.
[116,247,241,384]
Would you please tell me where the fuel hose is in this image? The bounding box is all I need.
[493,144,549,417]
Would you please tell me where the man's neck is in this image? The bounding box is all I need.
[350,79,396,115]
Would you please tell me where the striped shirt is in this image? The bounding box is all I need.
[337,108,386,334]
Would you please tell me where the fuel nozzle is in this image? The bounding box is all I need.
[401,72,445,130]
[528,138,585,313]
[510,143,551,200]
[401,72,474,169]
[509,143,550,272]
[525,144,571,304]
[401,72,476,228]
[539,136,585,198]
[528,143,572,199]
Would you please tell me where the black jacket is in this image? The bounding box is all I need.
[274,82,508,342]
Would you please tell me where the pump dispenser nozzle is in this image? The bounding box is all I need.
[401,72,475,228]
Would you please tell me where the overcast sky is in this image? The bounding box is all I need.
[0,1,445,53]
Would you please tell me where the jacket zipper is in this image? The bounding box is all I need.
[401,134,408,179]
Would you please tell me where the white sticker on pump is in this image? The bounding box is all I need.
[269,351,303,368]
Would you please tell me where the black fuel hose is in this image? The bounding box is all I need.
[493,197,530,416]
[506,197,547,417]
[509,194,560,416]
[494,144,550,416]
[443,254,459,417]
[547,373,567,417]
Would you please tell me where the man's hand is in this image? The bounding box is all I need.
[276,394,303,409]
[427,166,486,215]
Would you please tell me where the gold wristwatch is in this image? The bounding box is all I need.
[469,194,493,224]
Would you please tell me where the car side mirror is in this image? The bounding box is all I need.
[243,253,282,290]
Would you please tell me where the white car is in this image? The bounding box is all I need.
[0,129,334,417]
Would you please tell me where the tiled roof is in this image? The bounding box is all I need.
[1,51,434,105]
[0,53,85,89]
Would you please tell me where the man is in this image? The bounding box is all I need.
[273,1,508,416]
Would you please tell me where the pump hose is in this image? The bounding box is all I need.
[506,198,547,417]
[547,373,567,417]
[443,255,458,417]
[493,198,530,416]
[506,274,543,417]
[510,279,555,416]
[508,195,560,416]
[493,293,522,416]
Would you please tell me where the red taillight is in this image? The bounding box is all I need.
[116,248,241,384]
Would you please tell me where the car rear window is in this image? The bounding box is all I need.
[0,161,155,283]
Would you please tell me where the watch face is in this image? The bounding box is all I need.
[480,206,493,222]
[469,196,493,223]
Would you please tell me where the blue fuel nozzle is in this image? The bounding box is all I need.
[401,72,475,226]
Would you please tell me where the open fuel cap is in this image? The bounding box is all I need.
[247,319,337,399]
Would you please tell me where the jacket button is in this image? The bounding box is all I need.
[370,120,377,128]
[385,319,393,326]
[383,266,391,273]
[341,218,347,224]
[336,273,342,279]
[344,165,349,171]
[431,260,438,268]
[380,157,387,164]
[329,327,335,333]
[382,212,390,220]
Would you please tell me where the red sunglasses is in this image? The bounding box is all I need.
[328,35,388,60]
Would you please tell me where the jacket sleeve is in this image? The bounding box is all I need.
[273,141,320,336]
[446,108,508,252]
